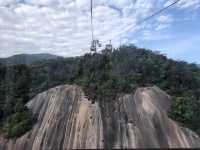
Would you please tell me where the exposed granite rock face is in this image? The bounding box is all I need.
[0,85,200,149]
[0,85,103,150]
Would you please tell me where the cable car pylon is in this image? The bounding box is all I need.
[90,0,101,53]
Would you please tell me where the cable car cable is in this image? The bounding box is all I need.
[119,0,181,45]
[137,0,181,25]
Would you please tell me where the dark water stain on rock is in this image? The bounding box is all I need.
[0,85,200,149]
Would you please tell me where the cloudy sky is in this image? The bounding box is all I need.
[0,0,200,63]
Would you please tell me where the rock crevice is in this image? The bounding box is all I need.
[0,85,199,149]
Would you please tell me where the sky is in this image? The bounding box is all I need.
[0,0,200,63]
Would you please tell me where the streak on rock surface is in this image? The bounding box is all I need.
[0,85,200,149]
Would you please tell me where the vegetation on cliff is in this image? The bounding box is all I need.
[1,45,200,137]
[0,64,33,138]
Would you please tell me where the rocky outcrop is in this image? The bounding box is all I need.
[0,85,200,149]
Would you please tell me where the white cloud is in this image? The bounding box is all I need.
[156,15,173,23]
[0,0,15,6]
[164,0,200,10]
[179,0,200,9]
[0,0,199,57]
[155,15,174,31]
[141,30,170,41]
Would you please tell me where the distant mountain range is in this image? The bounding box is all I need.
[0,53,62,65]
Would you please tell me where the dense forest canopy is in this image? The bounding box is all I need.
[0,64,33,137]
[0,45,200,137]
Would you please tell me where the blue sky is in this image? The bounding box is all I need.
[0,0,200,63]
[136,4,200,63]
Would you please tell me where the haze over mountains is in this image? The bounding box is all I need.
[0,53,62,65]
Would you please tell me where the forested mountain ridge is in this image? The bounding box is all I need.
[0,53,61,65]
[0,45,200,138]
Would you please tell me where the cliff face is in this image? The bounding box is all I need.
[0,85,200,149]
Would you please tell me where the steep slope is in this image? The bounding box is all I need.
[0,53,61,65]
[0,85,200,149]
[2,46,200,134]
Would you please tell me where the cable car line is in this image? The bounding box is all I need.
[90,0,102,53]
[90,0,94,41]
[137,0,181,25]
[118,0,181,46]
[89,0,181,52]
[90,0,111,53]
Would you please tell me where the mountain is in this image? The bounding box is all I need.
[27,46,200,135]
[1,45,200,149]
[0,85,199,149]
[0,53,62,65]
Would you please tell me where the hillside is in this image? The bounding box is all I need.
[29,46,200,134]
[0,85,200,149]
[0,45,200,139]
[0,53,61,65]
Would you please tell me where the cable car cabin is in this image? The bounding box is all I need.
[90,40,101,52]
[105,44,112,50]
[102,44,112,55]
[101,40,113,55]
[90,40,96,52]
[90,45,96,52]
[106,40,112,51]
